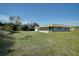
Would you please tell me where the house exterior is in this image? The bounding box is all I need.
[35,24,70,33]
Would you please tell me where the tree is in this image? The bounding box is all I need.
[0,22,5,30]
[70,26,79,30]
[0,22,3,25]
[4,22,14,31]
[9,16,21,31]
[33,23,39,27]
[26,22,39,31]
[21,25,29,31]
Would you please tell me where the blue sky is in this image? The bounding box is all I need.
[0,3,79,26]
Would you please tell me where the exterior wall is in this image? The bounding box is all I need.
[35,27,40,31]
[35,28,39,31]
[35,26,70,32]
[48,27,69,32]
[39,27,48,31]
[35,27,49,33]
[39,31,49,33]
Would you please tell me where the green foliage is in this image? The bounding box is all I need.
[33,23,39,27]
[0,20,39,31]
[21,22,39,31]
[9,16,21,31]
[21,25,29,31]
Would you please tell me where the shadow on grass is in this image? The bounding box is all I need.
[10,31,20,35]
[0,32,14,56]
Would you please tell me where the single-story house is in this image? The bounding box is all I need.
[35,24,70,33]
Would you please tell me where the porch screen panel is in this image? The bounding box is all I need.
[40,27,48,31]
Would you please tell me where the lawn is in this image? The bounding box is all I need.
[0,31,79,56]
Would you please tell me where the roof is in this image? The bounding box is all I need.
[48,24,65,27]
[35,24,69,28]
[40,25,48,27]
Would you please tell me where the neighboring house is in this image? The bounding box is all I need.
[35,24,70,33]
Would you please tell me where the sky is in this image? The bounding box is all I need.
[0,3,79,26]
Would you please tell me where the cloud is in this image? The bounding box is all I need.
[65,21,79,26]
[21,20,29,25]
[0,15,10,23]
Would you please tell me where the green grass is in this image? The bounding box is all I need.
[1,31,79,56]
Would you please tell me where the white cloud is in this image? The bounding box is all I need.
[21,20,29,25]
[0,15,10,23]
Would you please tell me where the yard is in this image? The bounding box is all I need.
[0,31,79,56]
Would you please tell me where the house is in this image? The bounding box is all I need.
[35,24,70,33]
